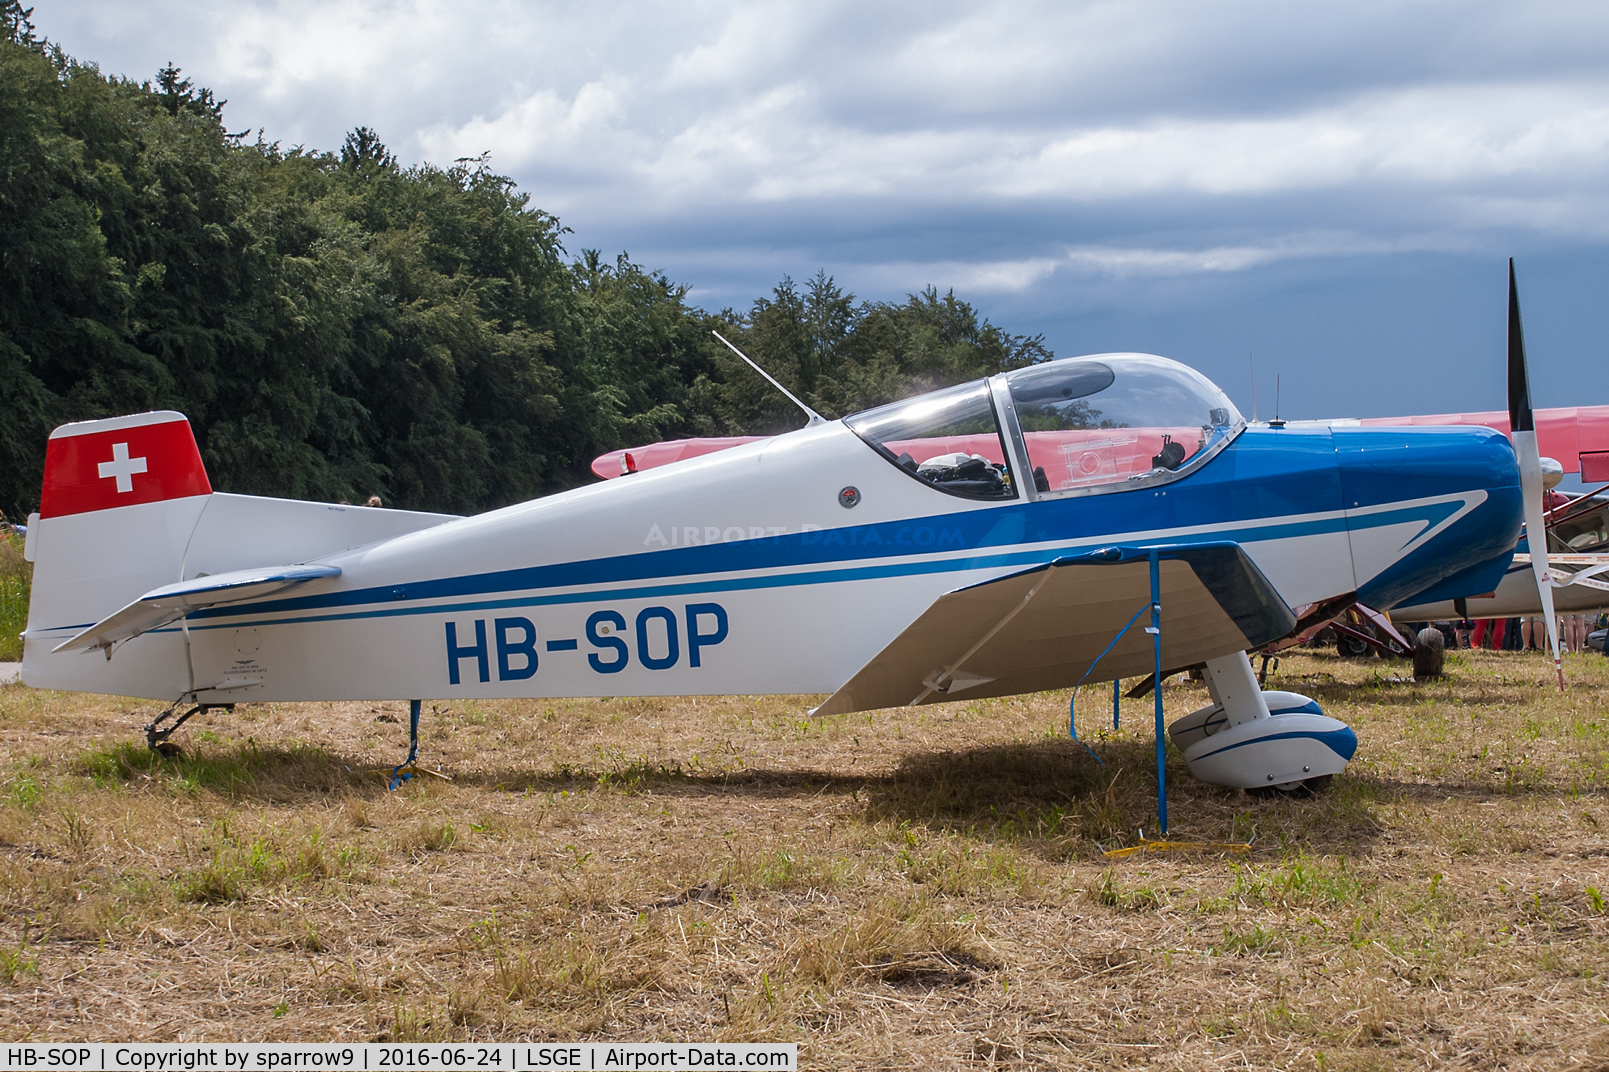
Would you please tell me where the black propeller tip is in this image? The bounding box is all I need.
[1508,258,1534,434]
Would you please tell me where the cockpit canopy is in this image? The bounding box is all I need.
[844,353,1244,499]
[1005,354,1242,493]
[843,379,1015,499]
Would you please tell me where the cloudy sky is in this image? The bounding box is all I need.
[32,0,1609,429]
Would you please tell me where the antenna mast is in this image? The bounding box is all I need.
[712,331,826,426]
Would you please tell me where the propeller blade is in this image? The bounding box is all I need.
[1508,258,1533,435]
[1508,259,1564,688]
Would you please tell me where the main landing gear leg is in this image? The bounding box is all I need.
[388,700,422,791]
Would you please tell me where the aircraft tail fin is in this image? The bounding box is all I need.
[39,411,211,519]
[22,411,459,699]
[22,412,219,697]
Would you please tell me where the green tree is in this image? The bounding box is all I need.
[1,1,36,48]
[706,274,1052,432]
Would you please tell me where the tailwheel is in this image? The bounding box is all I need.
[144,701,233,758]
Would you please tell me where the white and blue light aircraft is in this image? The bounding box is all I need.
[17,268,1555,818]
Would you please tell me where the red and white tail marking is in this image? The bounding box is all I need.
[39,411,211,519]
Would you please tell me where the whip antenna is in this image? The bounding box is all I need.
[712,331,825,426]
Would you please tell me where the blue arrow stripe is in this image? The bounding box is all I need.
[1193,726,1359,762]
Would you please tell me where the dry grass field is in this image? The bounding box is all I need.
[0,647,1605,1069]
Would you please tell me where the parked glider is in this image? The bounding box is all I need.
[19,268,1555,819]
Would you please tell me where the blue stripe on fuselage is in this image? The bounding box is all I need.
[184,426,1350,624]
[38,424,1519,635]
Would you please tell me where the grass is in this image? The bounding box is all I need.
[0,649,1604,1066]
[0,532,27,662]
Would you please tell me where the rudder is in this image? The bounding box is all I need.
[23,411,213,697]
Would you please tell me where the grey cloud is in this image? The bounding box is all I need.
[28,0,1609,417]
[38,2,1609,209]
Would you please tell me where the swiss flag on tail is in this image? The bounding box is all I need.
[40,411,211,519]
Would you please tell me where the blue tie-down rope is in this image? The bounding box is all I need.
[1068,601,1157,766]
[388,699,422,791]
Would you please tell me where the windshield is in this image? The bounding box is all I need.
[844,380,1016,500]
[1004,354,1241,494]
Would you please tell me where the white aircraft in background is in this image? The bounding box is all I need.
[16,265,1559,828]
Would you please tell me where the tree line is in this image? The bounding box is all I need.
[0,4,1051,519]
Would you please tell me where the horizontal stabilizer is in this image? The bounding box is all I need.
[53,564,341,654]
[814,543,1296,717]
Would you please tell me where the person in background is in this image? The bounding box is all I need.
[1520,615,1545,651]
[365,495,383,508]
[1471,618,1506,650]
[1455,619,1473,648]
[1565,613,1588,653]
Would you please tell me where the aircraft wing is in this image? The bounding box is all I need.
[814,543,1296,717]
[53,564,342,654]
